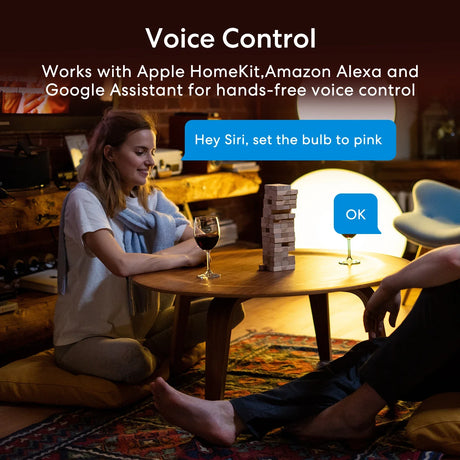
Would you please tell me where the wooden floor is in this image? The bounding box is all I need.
[232,288,418,342]
[0,288,419,439]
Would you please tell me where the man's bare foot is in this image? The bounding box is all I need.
[150,377,244,446]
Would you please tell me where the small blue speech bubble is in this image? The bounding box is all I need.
[334,193,381,235]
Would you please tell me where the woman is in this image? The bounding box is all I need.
[53,109,244,384]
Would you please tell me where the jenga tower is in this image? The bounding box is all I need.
[259,184,297,272]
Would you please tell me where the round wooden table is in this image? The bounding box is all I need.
[132,248,409,400]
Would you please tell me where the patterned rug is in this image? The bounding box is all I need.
[0,333,444,459]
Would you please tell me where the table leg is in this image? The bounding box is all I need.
[205,297,241,400]
[170,295,192,373]
[349,287,374,307]
[308,293,331,363]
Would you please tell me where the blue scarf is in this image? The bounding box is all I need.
[115,192,189,254]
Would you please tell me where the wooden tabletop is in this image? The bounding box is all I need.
[132,248,409,298]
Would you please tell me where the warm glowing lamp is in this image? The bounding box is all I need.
[292,168,406,257]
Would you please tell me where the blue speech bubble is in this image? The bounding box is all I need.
[184,119,396,161]
[334,193,381,235]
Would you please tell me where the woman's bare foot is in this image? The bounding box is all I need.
[287,383,384,445]
[150,377,244,446]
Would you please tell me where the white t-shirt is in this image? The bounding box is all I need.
[53,187,188,346]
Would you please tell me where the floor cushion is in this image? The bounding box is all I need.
[406,392,460,455]
[0,349,158,408]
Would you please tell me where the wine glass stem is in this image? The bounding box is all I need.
[206,250,211,273]
[346,237,352,260]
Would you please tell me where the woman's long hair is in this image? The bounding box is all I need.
[79,109,156,217]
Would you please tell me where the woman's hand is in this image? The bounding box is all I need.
[169,237,206,267]
[155,226,206,267]
[363,281,401,339]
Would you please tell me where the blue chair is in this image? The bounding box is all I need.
[393,179,460,303]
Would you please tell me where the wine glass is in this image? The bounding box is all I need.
[338,234,360,265]
[194,216,221,279]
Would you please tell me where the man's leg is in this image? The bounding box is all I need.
[231,338,385,439]
[360,280,460,403]
[289,280,460,442]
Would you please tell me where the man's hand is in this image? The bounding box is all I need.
[364,283,401,339]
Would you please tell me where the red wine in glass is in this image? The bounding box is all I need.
[195,233,219,251]
[339,234,360,265]
[194,216,221,279]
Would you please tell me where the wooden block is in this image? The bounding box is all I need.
[263,254,295,265]
[262,234,295,244]
[262,226,295,236]
[261,212,296,221]
[268,263,296,272]
[263,209,293,218]
[267,229,295,237]
[263,256,284,266]
[264,191,298,201]
[264,194,297,205]
[262,245,289,252]
[262,241,291,250]
[262,246,290,256]
[263,203,294,213]
[261,239,295,250]
[267,210,295,217]
[262,236,295,245]
[261,243,295,253]
[258,261,296,272]
[264,259,295,267]
[261,218,295,228]
[261,224,294,232]
[264,199,297,208]
[264,183,291,191]
[264,188,298,200]
[261,216,295,223]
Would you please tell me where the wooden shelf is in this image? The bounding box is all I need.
[373,160,460,190]
[0,187,65,235]
[155,172,261,205]
[0,291,56,366]
[0,172,261,236]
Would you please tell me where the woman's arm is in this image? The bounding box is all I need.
[179,225,194,241]
[83,227,205,277]
[152,225,202,258]
[364,244,460,337]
